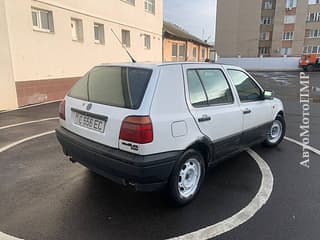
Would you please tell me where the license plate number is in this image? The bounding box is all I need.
[74,112,106,133]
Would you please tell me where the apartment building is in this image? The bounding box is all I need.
[0,0,163,110]
[163,21,212,62]
[216,0,320,57]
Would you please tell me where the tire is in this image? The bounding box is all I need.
[263,115,286,147]
[307,64,314,72]
[168,149,205,206]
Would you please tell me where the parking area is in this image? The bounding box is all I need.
[0,71,319,240]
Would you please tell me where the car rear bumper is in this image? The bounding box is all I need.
[55,127,181,191]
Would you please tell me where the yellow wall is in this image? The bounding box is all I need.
[163,38,210,62]
[5,0,163,82]
[0,0,18,110]
[0,0,163,109]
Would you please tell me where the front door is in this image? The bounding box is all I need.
[226,69,273,145]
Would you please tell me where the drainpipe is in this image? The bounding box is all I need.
[162,36,164,62]
[185,40,188,61]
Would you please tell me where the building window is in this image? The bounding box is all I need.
[94,23,105,44]
[201,48,206,59]
[308,0,320,5]
[179,44,186,59]
[31,8,54,32]
[172,43,177,57]
[259,47,270,55]
[260,32,270,40]
[121,0,135,5]
[307,12,320,22]
[313,46,320,53]
[263,0,273,9]
[286,0,297,8]
[283,31,294,40]
[144,0,155,14]
[308,29,320,38]
[304,45,320,53]
[261,16,272,25]
[71,18,83,41]
[280,48,292,55]
[121,29,130,47]
[144,34,151,49]
[192,47,197,58]
[284,15,296,24]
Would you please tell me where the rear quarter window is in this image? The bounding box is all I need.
[69,66,152,109]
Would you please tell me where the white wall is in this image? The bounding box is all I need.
[217,57,301,71]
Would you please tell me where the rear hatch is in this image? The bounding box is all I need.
[63,65,153,149]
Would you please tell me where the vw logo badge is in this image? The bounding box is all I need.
[86,103,92,111]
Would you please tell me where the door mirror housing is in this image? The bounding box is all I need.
[263,90,273,100]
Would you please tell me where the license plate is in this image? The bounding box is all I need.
[74,112,106,133]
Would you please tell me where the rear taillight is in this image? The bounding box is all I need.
[59,99,66,120]
[119,116,153,144]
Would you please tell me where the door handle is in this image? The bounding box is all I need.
[242,108,251,114]
[198,115,211,122]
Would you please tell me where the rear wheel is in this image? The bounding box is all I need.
[263,115,286,147]
[168,149,205,206]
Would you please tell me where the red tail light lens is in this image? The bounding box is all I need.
[59,99,66,120]
[119,116,153,144]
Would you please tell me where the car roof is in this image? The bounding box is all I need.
[97,62,226,69]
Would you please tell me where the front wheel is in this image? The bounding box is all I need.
[306,64,314,72]
[168,149,205,206]
[263,115,286,147]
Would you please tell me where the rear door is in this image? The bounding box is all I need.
[183,65,243,160]
[226,68,273,145]
[63,66,154,149]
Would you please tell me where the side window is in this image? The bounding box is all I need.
[187,69,234,107]
[228,70,262,102]
[197,70,234,105]
[187,70,207,107]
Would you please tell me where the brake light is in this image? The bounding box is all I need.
[119,116,153,144]
[59,99,66,120]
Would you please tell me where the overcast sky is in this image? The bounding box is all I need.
[163,0,217,43]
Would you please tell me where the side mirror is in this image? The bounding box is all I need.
[263,90,273,100]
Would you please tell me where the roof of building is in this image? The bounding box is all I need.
[163,21,212,48]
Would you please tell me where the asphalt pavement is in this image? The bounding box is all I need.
[0,71,319,240]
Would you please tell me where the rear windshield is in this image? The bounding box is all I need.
[69,66,152,109]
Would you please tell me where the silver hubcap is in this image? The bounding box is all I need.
[267,120,282,144]
[178,158,201,199]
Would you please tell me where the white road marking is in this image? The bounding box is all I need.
[2,132,317,239]
[0,232,22,240]
[0,131,55,153]
[284,136,320,156]
[0,99,62,114]
[0,118,59,130]
[0,131,57,240]
[168,149,274,240]
[0,147,273,240]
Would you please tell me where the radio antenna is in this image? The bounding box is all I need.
[111,28,136,63]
